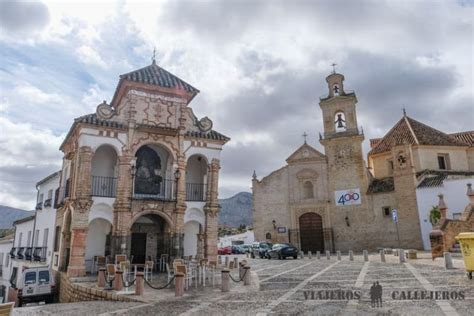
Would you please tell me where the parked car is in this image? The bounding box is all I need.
[240,244,252,253]
[267,243,298,259]
[218,246,232,255]
[231,245,244,254]
[16,266,56,306]
[251,242,273,258]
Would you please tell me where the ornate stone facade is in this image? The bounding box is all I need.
[53,60,229,277]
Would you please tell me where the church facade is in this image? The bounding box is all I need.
[252,72,474,252]
[52,60,229,277]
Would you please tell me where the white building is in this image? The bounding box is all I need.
[0,235,13,303]
[218,230,255,248]
[416,174,473,250]
[7,172,60,289]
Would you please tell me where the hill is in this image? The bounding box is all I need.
[0,205,33,229]
[218,192,253,228]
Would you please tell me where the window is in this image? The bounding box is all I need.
[10,267,17,287]
[54,226,61,252]
[303,181,314,199]
[265,232,272,240]
[5,254,9,267]
[437,154,450,170]
[18,232,23,247]
[387,160,394,175]
[24,271,36,285]
[27,231,32,247]
[34,230,39,247]
[38,193,44,203]
[38,271,50,284]
[47,189,53,200]
[43,228,49,247]
[382,207,391,217]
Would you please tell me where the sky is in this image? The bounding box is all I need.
[0,0,473,210]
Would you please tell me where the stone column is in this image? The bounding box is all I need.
[67,227,88,277]
[135,272,144,296]
[204,159,220,261]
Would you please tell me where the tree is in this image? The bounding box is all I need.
[428,206,441,227]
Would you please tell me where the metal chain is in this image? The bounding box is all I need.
[144,275,176,290]
[229,268,247,283]
[103,272,115,287]
[121,272,137,288]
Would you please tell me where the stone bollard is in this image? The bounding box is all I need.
[349,250,354,261]
[114,270,123,291]
[135,272,144,296]
[97,268,106,288]
[234,257,238,268]
[308,251,312,259]
[239,262,244,279]
[221,269,230,292]
[393,249,399,257]
[444,252,454,269]
[326,251,330,260]
[299,251,304,259]
[317,251,321,260]
[175,272,185,297]
[380,250,386,262]
[244,265,251,286]
[219,255,223,264]
[399,249,406,263]
[225,256,229,267]
[363,250,369,262]
[246,252,250,258]
[337,251,341,261]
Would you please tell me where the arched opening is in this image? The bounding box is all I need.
[91,145,118,197]
[130,213,171,264]
[334,111,346,132]
[183,221,200,257]
[303,181,314,199]
[333,83,340,96]
[134,144,174,200]
[299,212,324,253]
[265,232,272,240]
[85,218,112,273]
[186,155,208,201]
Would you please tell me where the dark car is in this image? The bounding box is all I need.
[231,245,244,254]
[267,243,298,259]
[251,242,273,258]
[240,245,252,253]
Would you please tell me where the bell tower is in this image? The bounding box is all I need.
[319,71,369,251]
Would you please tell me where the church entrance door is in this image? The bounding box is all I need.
[299,212,324,253]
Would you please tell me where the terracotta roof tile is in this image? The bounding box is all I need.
[367,177,394,194]
[368,116,468,155]
[449,131,474,146]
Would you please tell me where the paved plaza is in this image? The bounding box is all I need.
[14,253,473,316]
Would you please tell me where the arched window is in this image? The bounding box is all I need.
[303,181,314,199]
[333,83,340,96]
[135,146,163,195]
[334,111,346,132]
[265,232,272,240]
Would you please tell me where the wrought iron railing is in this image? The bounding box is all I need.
[33,247,47,262]
[25,247,33,260]
[92,176,117,197]
[17,247,25,259]
[9,247,16,259]
[43,198,52,207]
[133,178,177,201]
[57,179,71,205]
[186,183,207,201]
[35,202,43,210]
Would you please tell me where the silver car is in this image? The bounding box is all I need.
[17,267,56,306]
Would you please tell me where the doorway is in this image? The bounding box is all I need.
[131,233,147,263]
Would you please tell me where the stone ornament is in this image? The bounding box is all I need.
[96,100,115,119]
[198,116,213,132]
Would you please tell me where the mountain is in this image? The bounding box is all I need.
[218,192,253,228]
[0,205,33,229]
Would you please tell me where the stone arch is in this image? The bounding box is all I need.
[184,208,205,226]
[132,140,177,162]
[334,110,347,132]
[129,210,174,230]
[89,202,113,224]
[85,217,112,271]
[90,140,122,156]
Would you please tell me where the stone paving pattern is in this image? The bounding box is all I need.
[13,253,473,315]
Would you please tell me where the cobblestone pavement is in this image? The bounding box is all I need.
[13,253,473,316]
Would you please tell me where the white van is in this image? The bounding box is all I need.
[16,267,56,306]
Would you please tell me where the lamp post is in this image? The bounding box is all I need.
[174,168,181,201]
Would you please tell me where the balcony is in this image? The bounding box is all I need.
[56,178,71,206]
[92,176,117,197]
[17,247,25,259]
[35,202,43,210]
[25,247,33,260]
[9,247,16,259]
[133,178,177,201]
[33,247,47,262]
[43,198,52,207]
[186,183,207,201]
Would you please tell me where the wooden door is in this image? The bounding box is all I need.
[299,212,324,253]
[131,233,147,264]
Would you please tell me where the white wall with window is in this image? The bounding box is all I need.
[0,236,13,303]
[416,177,474,250]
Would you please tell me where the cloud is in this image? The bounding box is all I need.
[0,0,50,34]
[0,0,472,205]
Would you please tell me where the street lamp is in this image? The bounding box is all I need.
[272,219,277,229]
[174,169,181,201]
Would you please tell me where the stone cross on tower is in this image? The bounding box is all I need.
[152,47,157,64]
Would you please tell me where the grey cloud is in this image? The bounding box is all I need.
[0,0,50,34]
